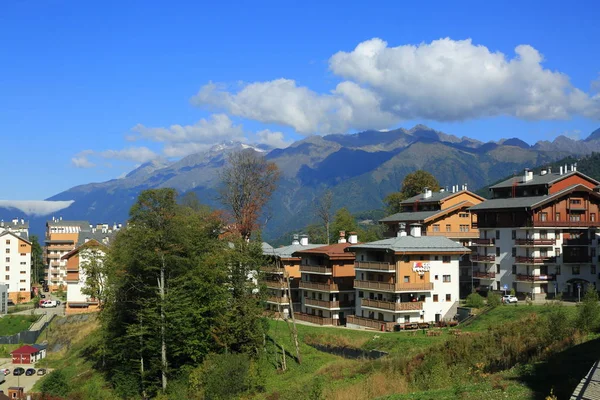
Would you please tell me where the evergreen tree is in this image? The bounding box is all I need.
[385,170,441,214]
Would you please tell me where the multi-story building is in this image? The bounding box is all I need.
[0,218,29,238]
[0,230,32,303]
[292,232,358,326]
[469,165,600,299]
[61,231,116,314]
[346,224,467,330]
[262,234,325,318]
[380,186,484,297]
[45,218,121,291]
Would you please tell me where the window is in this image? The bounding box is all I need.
[434,256,439,261]
[570,214,581,222]
[540,230,547,239]
[512,265,517,274]
[555,266,561,275]
[512,230,516,240]
[433,294,438,302]
[496,264,500,274]
[434,275,439,280]
[556,212,560,221]
[459,213,469,218]
[19,271,26,274]
[19,253,25,256]
[592,265,597,275]
[5,258,8,263]
[446,224,451,232]
[496,230,500,240]
[592,213,596,222]
[19,279,25,283]
[460,224,469,232]
[512,248,516,257]
[442,275,451,282]
[573,266,580,275]
[403,276,410,283]
[4,240,9,245]
[4,249,9,254]
[442,256,451,263]
[19,262,25,265]
[570,199,582,205]
[540,212,548,222]
[358,291,363,298]
[4,267,8,272]
[4,275,8,280]
[445,294,451,302]
[496,247,500,257]
[19,288,26,292]
[555,247,561,257]
[433,224,440,232]
[19,244,25,248]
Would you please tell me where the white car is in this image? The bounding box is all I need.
[41,300,57,308]
[502,295,518,304]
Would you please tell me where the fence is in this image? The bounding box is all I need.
[0,315,56,344]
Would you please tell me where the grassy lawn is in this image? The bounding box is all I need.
[0,315,39,335]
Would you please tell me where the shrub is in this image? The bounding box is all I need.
[576,289,600,333]
[465,292,485,308]
[546,301,573,341]
[40,369,70,397]
[191,353,251,399]
[487,293,501,308]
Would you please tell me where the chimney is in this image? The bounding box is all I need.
[540,169,547,176]
[397,223,407,237]
[12,218,17,225]
[574,163,577,172]
[299,234,309,246]
[564,164,568,174]
[440,187,445,193]
[548,167,551,174]
[338,231,347,244]
[291,234,300,245]
[463,183,468,191]
[410,223,422,237]
[523,168,532,182]
[348,232,358,244]
[60,216,62,221]
[423,187,432,199]
[559,166,563,175]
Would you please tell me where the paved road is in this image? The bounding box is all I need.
[0,362,52,393]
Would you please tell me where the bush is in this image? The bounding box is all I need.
[546,301,574,341]
[465,292,485,308]
[487,293,501,308]
[191,353,251,399]
[40,369,70,397]
[576,289,600,333]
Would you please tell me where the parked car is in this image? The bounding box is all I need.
[41,300,57,308]
[1,368,10,375]
[40,294,46,299]
[502,295,518,304]
[39,300,48,307]
[7,299,14,306]
[13,368,25,376]
[25,368,36,376]
[37,368,46,376]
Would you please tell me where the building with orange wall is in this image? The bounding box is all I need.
[292,232,358,326]
[0,231,31,303]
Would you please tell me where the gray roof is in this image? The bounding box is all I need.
[400,191,456,204]
[349,235,469,253]
[490,171,599,190]
[47,220,90,230]
[262,242,274,252]
[264,243,326,258]
[76,230,118,246]
[380,210,439,223]
[0,230,31,244]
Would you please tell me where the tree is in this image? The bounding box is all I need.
[313,190,333,245]
[219,150,281,241]
[30,235,44,284]
[40,370,70,397]
[330,208,358,243]
[576,288,600,333]
[79,243,109,305]
[385,170,441,214]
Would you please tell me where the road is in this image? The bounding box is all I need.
[12,292,65,331]
[0,363,52,392]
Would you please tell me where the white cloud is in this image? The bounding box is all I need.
[71,151,95,168]
[192,38,600,135]
[255,130,292,148]
[0,200,75,216]
[99,147,158,163]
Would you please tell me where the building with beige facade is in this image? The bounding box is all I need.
[0,230,32,303]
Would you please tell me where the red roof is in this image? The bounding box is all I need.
[10,345,40,355]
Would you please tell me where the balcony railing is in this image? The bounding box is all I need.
[361,299,424,311]
[424,231,478,238]
[472,238,495,246]
[304,298,340,309]
[563,238,592,246]
[260,266,285,274]
[354,261,395,272]
[515,274,556,282]
[563,256,593,264]
[473,271,496,279]
[300,265,333,274]
[534,220,600,228]
[354,280,433,292]
[267,296,290,304]
[471,254,496,262]
[299,281,339,292]
[47,254,61,259]
[294,312,339,326]
[265,280,286,289]
[514,256,556,264]
[346,315,396,331]
[514,238,556,246]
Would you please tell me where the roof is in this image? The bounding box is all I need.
[262,242,273,252]
[76,230,118,247]
[380,201,475,224]
[348,235,469,254]
[32,343,47,351]
[489,170,599,190]
[62,238,109,260]
[292,242,356,260]
[0,231,31,245]
[46,220,90,230]
[263,243,326,259]
[470,184,600,212]
[400,191,455,204]
[10,345,40,355]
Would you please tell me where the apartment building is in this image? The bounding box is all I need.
[61,232,115,314]
[469,165,600,299]
[346,224,467,331]
[45,218,122,291]
[262,235,325,318]
[0,231,32,303]
[380,186,484,297]
[292,232,357,326]
[0,218,29,238]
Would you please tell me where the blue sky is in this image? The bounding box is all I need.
[1,0,599,200]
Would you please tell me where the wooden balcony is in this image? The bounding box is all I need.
[424,231,478,238]
[267,296,290,304]
[361,299,424,311]
[299,281,339,292]
[304,298,340,309]
[300,265,333,274]
[473,271,496,279]
[346,315,396,331]
[354,261,395,272]
[472,238,495,246]
[354,280,433,292]
[265,280,286,289]
[514,238,556,246]
[294,312,339,326]
[260,266,285,274]
[515,274,556,282]
[47,254,61,259]
[534,220,600,228]
[471,254,496,262]
[514,256,556,265]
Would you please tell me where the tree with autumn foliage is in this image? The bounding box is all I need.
[219,150,281,240]
[385,170,441,214]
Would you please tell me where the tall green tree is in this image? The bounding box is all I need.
[30,235,44,284]
[78,243,109,305]
[576,288,600,333]
[385,170,441,214]
[331,208,358,242]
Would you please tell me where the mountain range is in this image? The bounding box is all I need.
[3,125,600,240]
